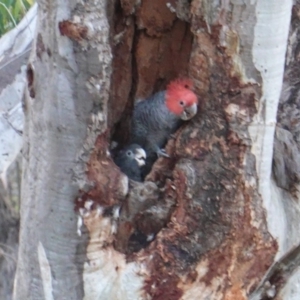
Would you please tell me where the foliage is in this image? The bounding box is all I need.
[0,0,34,37]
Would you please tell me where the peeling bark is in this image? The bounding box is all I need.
[0,4,36,182]
[269,1,300,297]
[13,0,113,298]
[250,242,300,300]
[81,0,287,299]
[12,0,300,300]
[273,0,300,194]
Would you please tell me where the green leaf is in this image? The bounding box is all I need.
[0,0,35,35]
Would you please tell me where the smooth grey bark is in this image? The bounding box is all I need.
[13,0,112,299]
[0,3,36,185]
[9,1,300,300]
[0,6,36,300]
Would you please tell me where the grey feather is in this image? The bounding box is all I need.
[114,144,146,182]
[130,91,181,155]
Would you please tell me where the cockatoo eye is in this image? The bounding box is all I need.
[127,151,132,156]
[179,100,185,106]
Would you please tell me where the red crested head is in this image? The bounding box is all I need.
[165,78,198,120]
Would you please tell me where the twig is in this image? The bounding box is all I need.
[249,243,300,300]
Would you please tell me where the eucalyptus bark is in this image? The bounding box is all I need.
[0,181,19,300]
[13,0,113,298]
[0,5,36,299]
[12,0,300,300]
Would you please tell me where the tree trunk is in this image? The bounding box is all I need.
[0,180,19,300]
[13,0,113,298]
[0,5,36,299]
[12,0,300,299]
[0,3,36,185]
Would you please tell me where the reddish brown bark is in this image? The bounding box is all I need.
[81,1,277,299]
